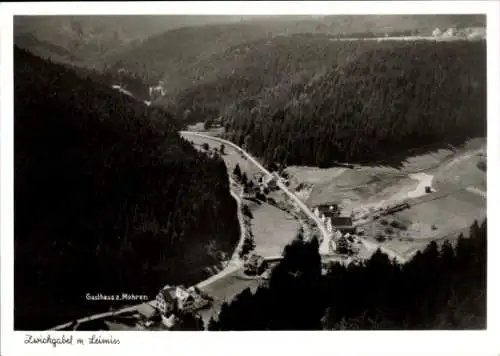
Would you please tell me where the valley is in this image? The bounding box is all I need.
[11,14,487,332]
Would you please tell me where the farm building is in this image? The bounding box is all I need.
[330,216,355,233]
[314,204,342,233]
[313,204,339,217]
[313,204,340,223]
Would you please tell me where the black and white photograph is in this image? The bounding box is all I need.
[1,1,499,355]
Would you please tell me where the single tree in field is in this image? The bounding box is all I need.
[220,144,226,155]
[233,164,242,179]
[202,143,209,151]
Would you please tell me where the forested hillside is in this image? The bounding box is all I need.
[162,35,390,122]
[14,47,239,330]
[14,15,249,64]
[101,15,484,95]
[209,219,486,330]
[220,40,486,167]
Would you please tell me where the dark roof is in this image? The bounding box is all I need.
[323,211,337,218]
[316,204,339,214]
[158,288,176,303]
[137,303,157,319]
[331,217,353,226]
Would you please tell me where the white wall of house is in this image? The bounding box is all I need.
[156,294,171,315]
[149,85,165,99]
[328,237,337,254]
[325,218,333,233]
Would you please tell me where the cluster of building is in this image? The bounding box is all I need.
[313,204,362,255]
[126,284,213,330]
[313,204,355,234]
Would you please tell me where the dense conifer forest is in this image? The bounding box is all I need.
[14,47,239,330]
[146,38,485,168]
[220,40,486,167]
[209,219,486,330]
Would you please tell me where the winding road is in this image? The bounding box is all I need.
[181,131,407,264]
[48,85,410,330]
[196,181,246,290]
[180,131,330,245]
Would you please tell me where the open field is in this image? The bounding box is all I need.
[433,147,486,191]
[286,138,486,260]
[287,166,347,186]
[244,199,300,257]
[364,223,472,260]
[358,186,485,259]
[287,150,452,210]
[395,188,486,238]
[287,138,485,212]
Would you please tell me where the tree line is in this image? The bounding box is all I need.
[209,219,486,330]
[14,47,240,330]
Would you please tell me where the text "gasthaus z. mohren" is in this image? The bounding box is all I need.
[85,293,148,301]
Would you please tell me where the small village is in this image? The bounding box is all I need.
[71,140,442,331]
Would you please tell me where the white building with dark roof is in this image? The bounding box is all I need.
[155,285,196,315]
